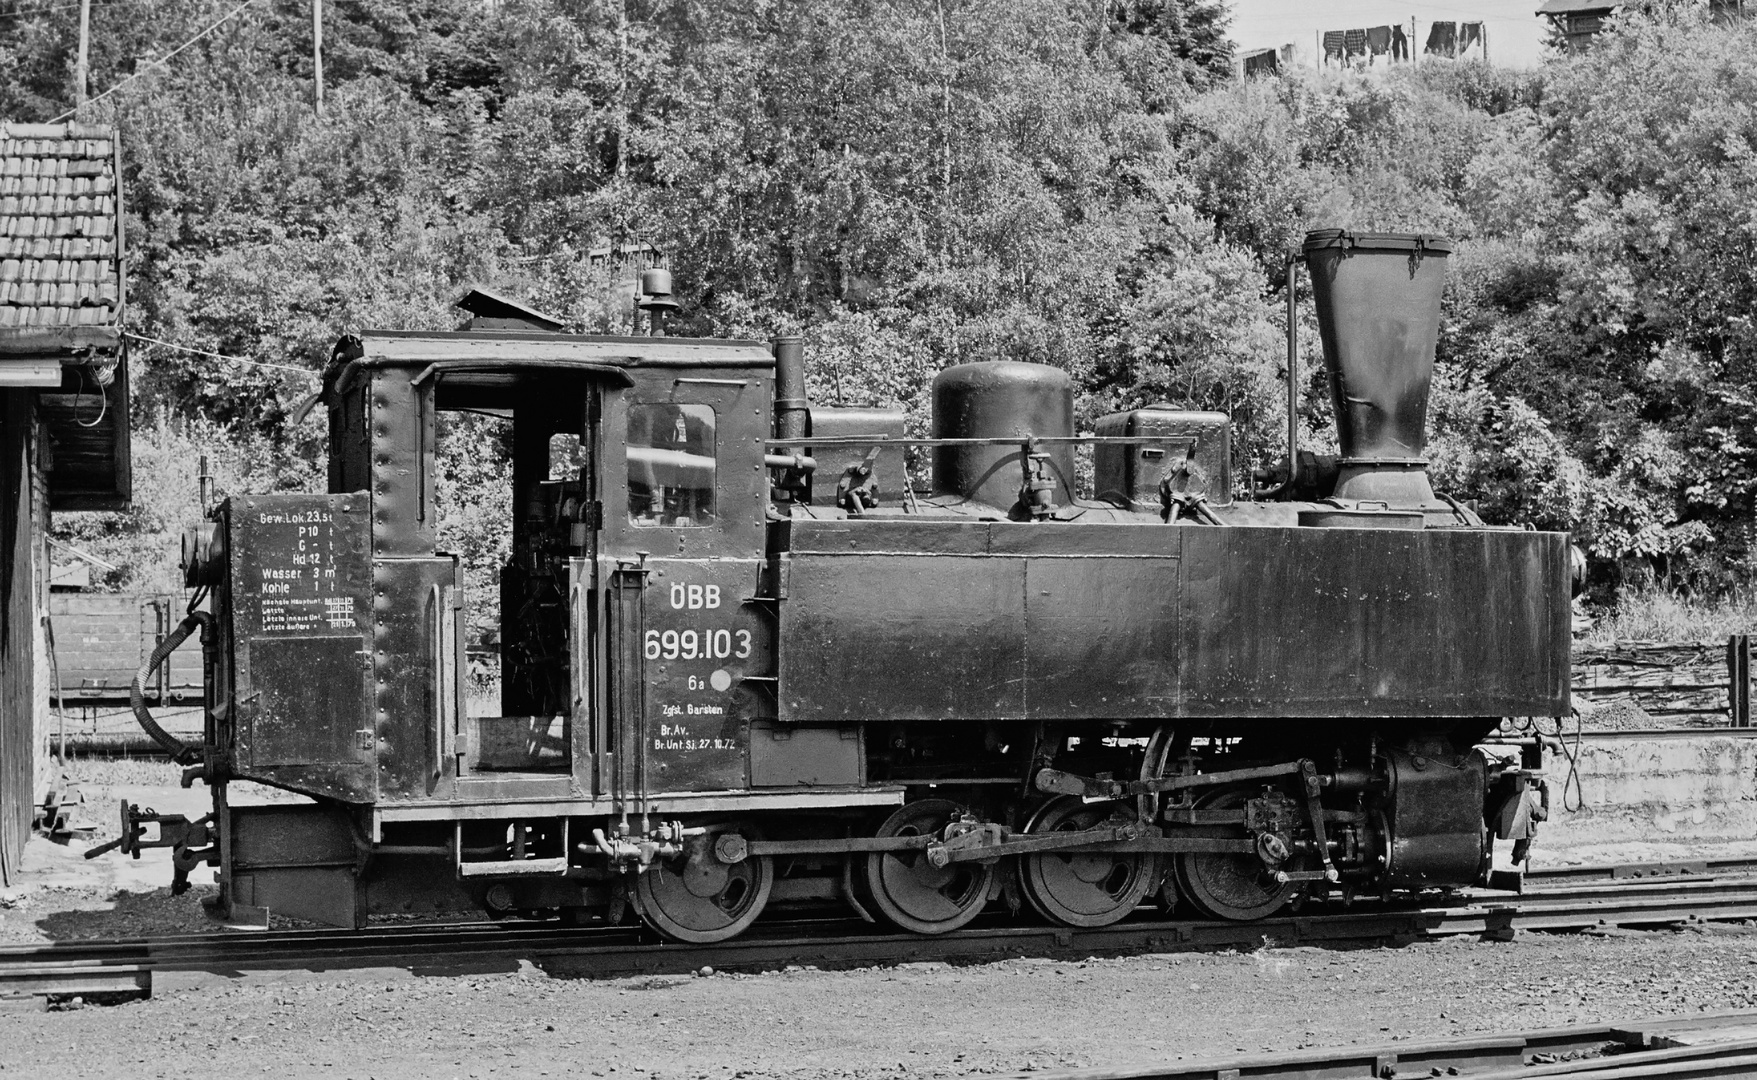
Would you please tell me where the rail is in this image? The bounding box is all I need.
[7,862,1757,1005]
[1008,1012,1757,1080]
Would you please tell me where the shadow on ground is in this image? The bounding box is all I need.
[31,885,221,941]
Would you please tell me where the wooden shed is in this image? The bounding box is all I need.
[1540,0,1748,52]
[1537,0,1617,51]
[0,121,131,885]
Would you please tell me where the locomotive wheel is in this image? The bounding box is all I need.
[1173,787,1301,922]
[1020,797,1160,929]
[861,799,995,935]
[631,827,773,944]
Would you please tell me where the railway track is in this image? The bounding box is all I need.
[5,863,1757,1006]
[1011,1009,1757,1079]
[1523,857,1757,885]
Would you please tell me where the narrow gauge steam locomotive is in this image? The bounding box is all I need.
[107,231,1569,942]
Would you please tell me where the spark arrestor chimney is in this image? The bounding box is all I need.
[1302,230,1452,507]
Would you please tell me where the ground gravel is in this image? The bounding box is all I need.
[12,765,1757,1079]
[7,925,1757,1079]
[0,882,223,943]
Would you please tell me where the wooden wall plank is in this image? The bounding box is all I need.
[0,391,38,885]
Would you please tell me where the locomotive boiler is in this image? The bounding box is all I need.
[106,232,1569,942]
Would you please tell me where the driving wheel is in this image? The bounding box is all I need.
[861,799,995,935]
[1172,787,1301,921]
[1021,797,1160,928]
[631,826,773,943]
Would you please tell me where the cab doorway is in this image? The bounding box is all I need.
[429,372,599,776]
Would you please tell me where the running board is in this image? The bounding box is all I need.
[457,858,570,878]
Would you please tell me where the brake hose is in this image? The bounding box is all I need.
[130,610,210,766]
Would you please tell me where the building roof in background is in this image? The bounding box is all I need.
[457,286,566,331]
[0,122,124,356]
[1535,0,1616,14]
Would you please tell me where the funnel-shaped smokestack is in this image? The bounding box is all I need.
[1303,229,1452,506]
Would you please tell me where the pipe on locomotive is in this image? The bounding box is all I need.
[771,335,811,502]
[1254,252,1302,501]
[773,336,808,443]
[769,253,1305,507]
[128,611,208,766]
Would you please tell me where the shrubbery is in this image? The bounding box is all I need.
[6,0,1755,602]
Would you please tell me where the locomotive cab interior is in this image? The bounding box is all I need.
[328,352,627,788]
[428,367,600,775]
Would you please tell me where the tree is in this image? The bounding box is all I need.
[1108,0,1233,95]
[32,0,1757,600]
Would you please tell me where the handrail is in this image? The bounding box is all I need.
[408,358,635,387]
[429,582,448,782]
[763,435,1195,448]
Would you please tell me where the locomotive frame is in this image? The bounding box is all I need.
[110,235,1572,942]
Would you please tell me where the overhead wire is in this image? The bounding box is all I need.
[49,0,261,123]
[1299,2,1518,15]
[1245,0,1537,17]
[0,1,113,19]
[125,332,320,378]
[1239,0,1530,52]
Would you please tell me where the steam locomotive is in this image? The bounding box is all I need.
[104,231,1569,942]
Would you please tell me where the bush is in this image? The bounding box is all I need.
[5,0,1753,603]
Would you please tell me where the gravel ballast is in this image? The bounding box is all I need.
[7,926,1757,1079]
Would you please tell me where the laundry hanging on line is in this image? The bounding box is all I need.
[1425,20,1458,58]
[1321,24,1414,66]
[1458,22,1485,55]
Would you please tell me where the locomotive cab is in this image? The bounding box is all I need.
[169,291,814,924]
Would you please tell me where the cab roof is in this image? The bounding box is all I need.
[352,330,775,371]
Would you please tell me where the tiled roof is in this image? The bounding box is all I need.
[0,122,123,346]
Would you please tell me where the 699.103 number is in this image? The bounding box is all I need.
[645,627,751,661]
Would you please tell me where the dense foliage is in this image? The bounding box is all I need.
[5,0,1754,600]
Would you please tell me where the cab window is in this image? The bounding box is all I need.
[547,433,586,481]
[627,402,716,526]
